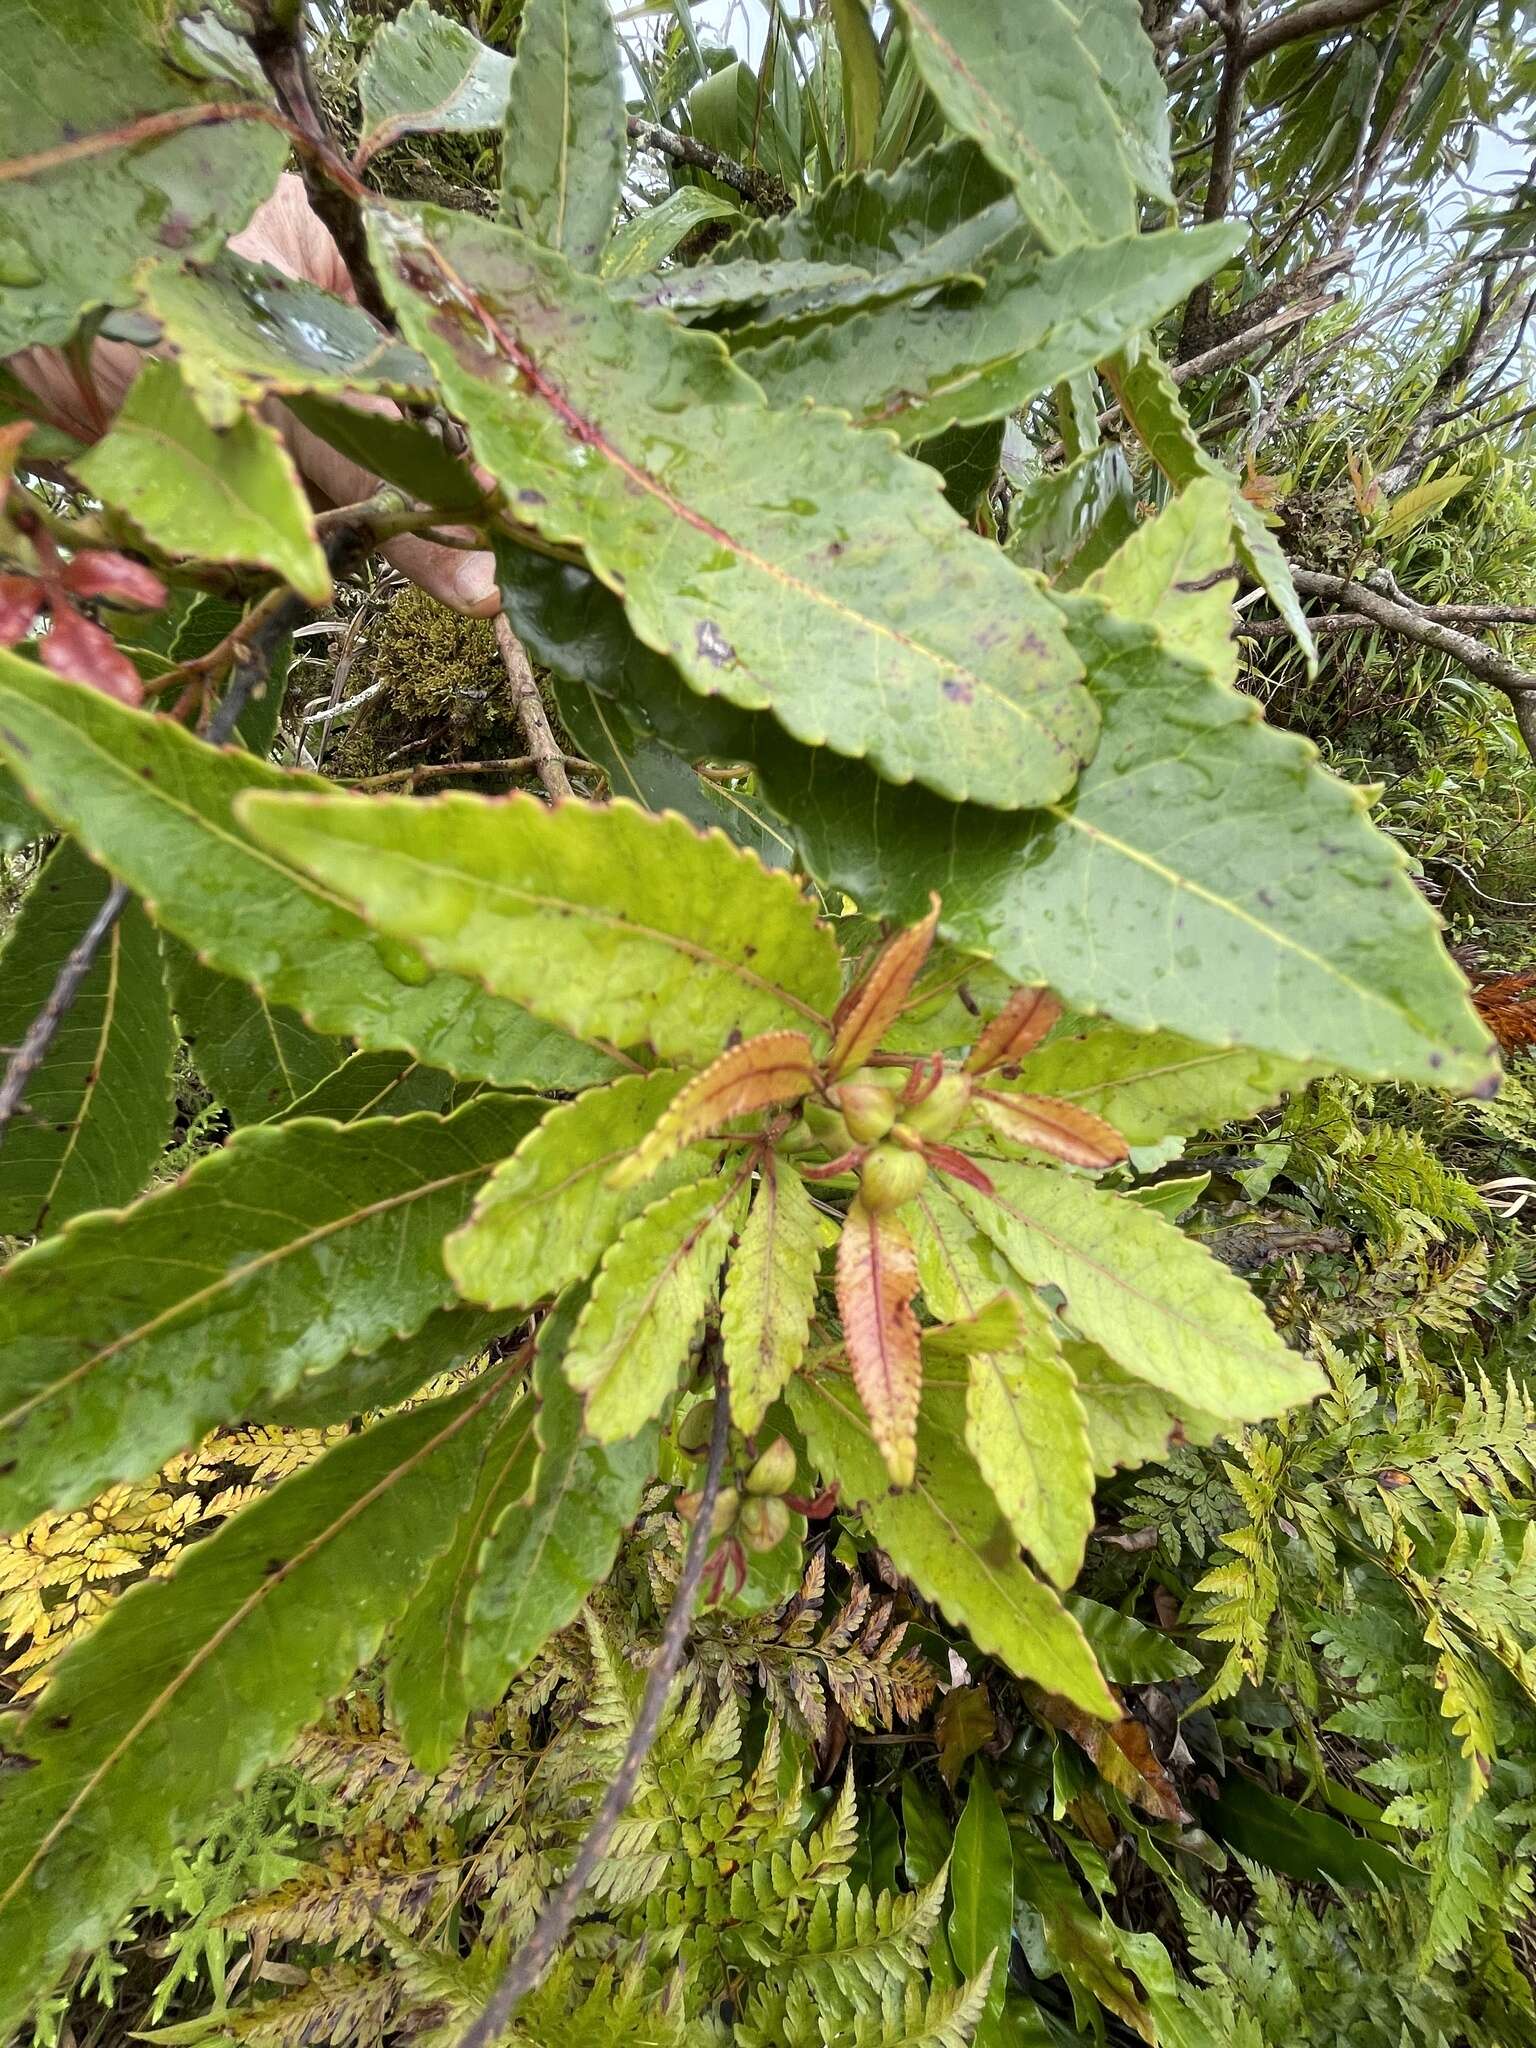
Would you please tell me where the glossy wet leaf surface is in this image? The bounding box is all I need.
[0,663,608,1091]
[0,1371,514,2033]
[0,1094,539,1528]
[0,0,286,352]
[240,788,841,1064]
[370,205,1095,810]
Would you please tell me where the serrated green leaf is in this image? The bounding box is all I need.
[463,1287,658,1706]
[566,1170,747,1440]
[966,1302,1094,1590]
[1063,1335,1221,1476]
[141,253,431,429]
[0,1369,514,2034]
[0,663,606,1090]
[1004,1017,1317,1146]
[890,0,1136,248]
[949,1766,1010,2041]
[1106,344,1315,665]
[448,1071,706,1308]
[601,186,742,279]
[500,0,626,271]
[721,1154,822,1433]
[763,484,1498,1091]
[914,1196,1092,1587]
[955,1158,1321,1423]
[238,789,841,1063]
[261,1305,509,1430]
[0,1095,539,1529]
[1062,0,1172,203]
[358,0,514,158]
[0,0,287,353]
[274,1048,456,1124]
[789,1369,1114,1716]
[0,839,173,1238]
[368,204,1094,809]
[162,937,344,1125]
[615,253,882,318]
[389,1387,540,1772]
[908,1178,998,1323]
[75,359,330,603]
[1005,446,1138,586]
[712,134,1013,279]
[737,224,1240,443]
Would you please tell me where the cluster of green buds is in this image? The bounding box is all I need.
[676,1406,802,1599]
[784,1053,992,1214]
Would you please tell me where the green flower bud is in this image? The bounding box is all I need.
[678,1484,740,1538]
[676,1398,717,1455]
[738,1494,792,1553]
[745,1435,797,1497]
[902,1072,973,1143]
[858,1141,929,1213]
[833,1082,898,1146]
[804,1101,853,1152]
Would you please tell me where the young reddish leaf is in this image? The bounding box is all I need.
[0,576,40,646]
[926,1144,995,1196]
[973,1091,1128,1169]
[963,986,1063,1075]
[836,1197,923,1486]
[37,604,143,705]
[59,550,168,610]
[607,1030,818,1189]
[827,894,942,1078]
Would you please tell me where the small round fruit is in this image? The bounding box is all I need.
[804,1101,853,1152]
[676,1483,740,1539]
[858,1142,929,1213]
[845,1064,907,1093]
[833,1082,897,1145]
[675,1398,717,1455]
[902,1073,972,1143]
[745,1436,797,1497]
[738,1495,792,1553]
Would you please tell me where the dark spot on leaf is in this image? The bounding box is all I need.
[263,1557,286,1578]
[0,727,29,758]
[1472,1068,1502,1100]
[158,214,195,250]
[696,621,734,668]
[1257,888,1276,908]
[517,489,546,507]
[0,1460,15,1479]
[825,539,846,558]
[1428,1052,1444,1069]
[942,679,973,704]
[48,1714,70,1731]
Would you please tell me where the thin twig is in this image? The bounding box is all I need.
[0,881,129,1152]
[494,614,573,800]
[344,754,590,790]
[626,115,793,214]
[459,1372,733,2046]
